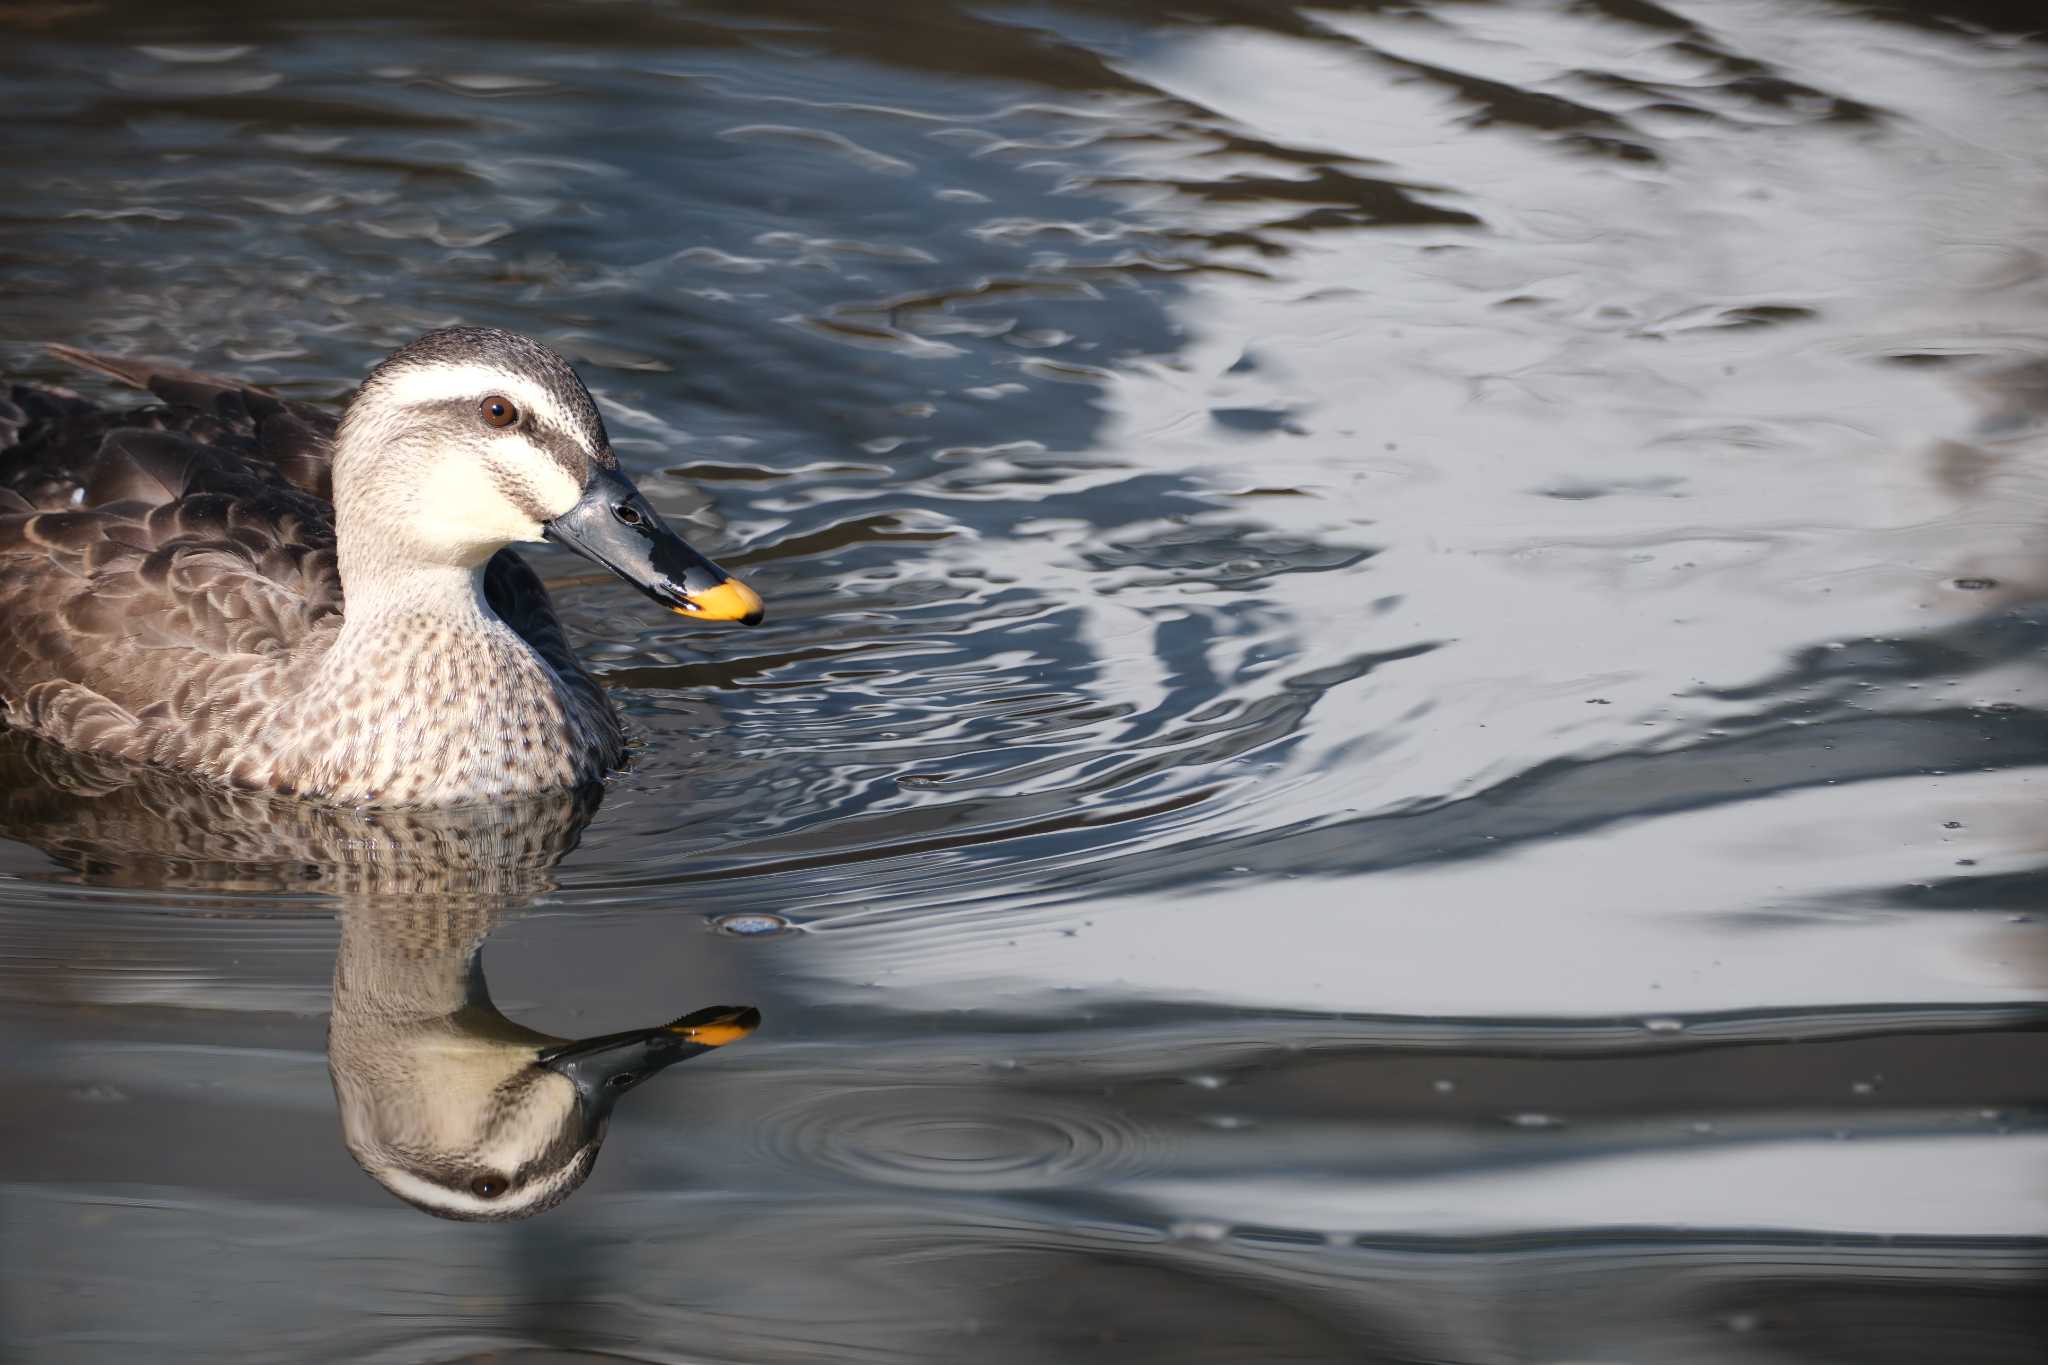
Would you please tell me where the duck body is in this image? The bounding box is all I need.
[0,331,759,806]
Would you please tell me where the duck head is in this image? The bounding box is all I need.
[332,326,762,624]
[329,900,759,1221]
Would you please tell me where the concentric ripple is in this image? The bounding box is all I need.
[756,1084,1170,1191]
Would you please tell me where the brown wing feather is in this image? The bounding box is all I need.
[1,352,352,765]
[0,424,344,764]
[43,343,282,399]
[37,344,341,500]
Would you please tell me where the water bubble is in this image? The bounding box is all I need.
[1199,1114,1254,1131]
[68,1084,128,1104]
[1432,1079,1456,1094]
[1185,1073,1225,1090]
[1506,1112,1564,1129]
[1641,1017,1686,1034]
[713,912,795,937]
[1169,1219,1230,1243]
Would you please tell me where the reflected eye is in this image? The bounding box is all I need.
[470,1174,507,1198]
[480,395,520,429]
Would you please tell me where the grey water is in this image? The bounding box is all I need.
[2,0,2046,1360]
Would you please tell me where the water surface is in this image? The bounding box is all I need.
[2,1,2046,1360]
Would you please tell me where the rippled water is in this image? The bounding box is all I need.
[4,0,2048,1360]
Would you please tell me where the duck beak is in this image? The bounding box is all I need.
[543,467,764,625]
[537,1005,761,1114]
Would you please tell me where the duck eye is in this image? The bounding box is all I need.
[607,1071,640,1090]
[612,503,644,528]
[470,1174,507,1198]
[479,396,519,429]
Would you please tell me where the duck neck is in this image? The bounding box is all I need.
[328,424,512,636]
[338,557,498,632]
[334,895,501,1025]
[321,541,566,727]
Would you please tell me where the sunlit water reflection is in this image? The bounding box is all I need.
[3,1,2046,1361]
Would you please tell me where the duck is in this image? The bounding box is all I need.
[0,328,763,807]
[330,893,758,1222]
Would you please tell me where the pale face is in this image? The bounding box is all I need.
[347,359,607,567]
[335,326,764,622]
[333,1033,607,1222]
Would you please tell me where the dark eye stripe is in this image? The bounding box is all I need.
[401,396,596,485]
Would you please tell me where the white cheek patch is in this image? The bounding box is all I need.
[371,361,583,439]
[416,459,547,559]
[523,454,585,521]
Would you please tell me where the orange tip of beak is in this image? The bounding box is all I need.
[675,576,764,625]
[665,1004,761,1048]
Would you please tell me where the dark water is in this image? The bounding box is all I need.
[3,0,2047,1360]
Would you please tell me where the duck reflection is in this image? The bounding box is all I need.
[332,895,757,1221]
[0,727,759,1221]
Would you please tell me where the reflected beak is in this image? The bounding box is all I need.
[537,1004,761,1113]
[543,466,763,625]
